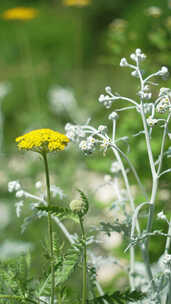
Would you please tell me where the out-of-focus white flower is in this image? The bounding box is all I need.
[157,210,167,221]
[8,180,21,192]
[35,181,42,189]
[110,161,121,173]
[48,86,77,114]
[16,190,24,198]
[50,185,65,199]
[15,200,24,217]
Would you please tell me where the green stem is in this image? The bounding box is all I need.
[42,152,55,304]
[79,216,87,304]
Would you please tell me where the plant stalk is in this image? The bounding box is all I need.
[79,216,87,304]
[42,152,55,304]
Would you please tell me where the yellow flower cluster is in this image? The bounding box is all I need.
[2,7,38,21]
[16,128,69,154]
[63,0,91,7]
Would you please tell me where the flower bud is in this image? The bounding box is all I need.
[70,199,85,214]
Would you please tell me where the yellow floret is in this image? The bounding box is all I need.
[16,128,69,154]
[2,7,38,21]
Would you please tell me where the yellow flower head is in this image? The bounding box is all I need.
[2,7,38,21]
[63,0,91,7]
[16,128,69,154]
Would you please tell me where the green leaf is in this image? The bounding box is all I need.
[36,205,79,223]
[77,189,89,216]
[55,247,81,286]
[86,290,146,304]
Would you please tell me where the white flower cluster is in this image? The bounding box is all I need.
[146,116,158,127]
[138,85,152,100]
[156,88,171,114]
[65,123,85,142]
[98,86,118,109]
[110,161,121,174]
[130,48,146,63]
[8,180,21,192]
[79,136,97,155]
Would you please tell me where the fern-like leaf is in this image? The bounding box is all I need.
[86,290,145,304]
[77,189,89,216]
[55,246,81,286]
[36,205,79,223]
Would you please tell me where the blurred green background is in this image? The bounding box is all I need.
[0,0,171,294]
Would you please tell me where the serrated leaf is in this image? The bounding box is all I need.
[55,247,81,286]
[36,205,79,223]
[77,189,89,216]
[99,220,131,238]
[86,289,146,304]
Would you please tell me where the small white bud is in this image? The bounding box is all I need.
[105,86,112,94]
[131,70,139,77]
[108,111,119,120]
[130,53,137,61]
[158,66,169,76]
[16,190,24,198]
[98,94,105,103]
[120,58,128,67]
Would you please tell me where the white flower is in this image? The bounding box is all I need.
[146,116,158,127]
[98,125,107,133]
[156,97,170,113]
[157,211,167,221]
[120,58,128,67]
[8,181,21,193]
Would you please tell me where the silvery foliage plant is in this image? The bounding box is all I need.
[65,49,171,304]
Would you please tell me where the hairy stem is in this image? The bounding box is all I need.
[42,152,55,304]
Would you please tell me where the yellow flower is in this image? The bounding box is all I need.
[16,128,69,154]
[2,7,38,21]
[63,0,91,7]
